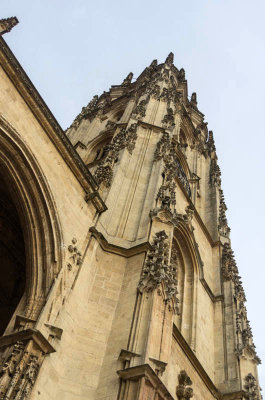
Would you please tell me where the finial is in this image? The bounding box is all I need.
[149,59,157,69]
[165,52,174,65]
[178,68,185,82]
[0,17,19,35]
[122,72,133,86]
[190,93,198,109]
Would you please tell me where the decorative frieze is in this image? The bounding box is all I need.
[176,370,193,400]
[138,231,179,313]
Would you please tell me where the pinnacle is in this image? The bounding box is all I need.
[165,52,174,65]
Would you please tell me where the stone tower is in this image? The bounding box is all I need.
[0,21,261,400]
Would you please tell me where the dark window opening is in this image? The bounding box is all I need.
[0,178,26,335]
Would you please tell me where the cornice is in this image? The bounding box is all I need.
[0,328,55,354]
[89,226,152,257]
[117,364,174,399]
[0,36,106,213]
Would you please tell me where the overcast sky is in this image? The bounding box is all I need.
[2,0,265,389]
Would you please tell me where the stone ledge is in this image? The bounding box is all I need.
[117,363,174,399]
[0,328,55,354]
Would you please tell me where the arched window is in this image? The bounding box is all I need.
[86,136,112,167]
[172,230,197,347]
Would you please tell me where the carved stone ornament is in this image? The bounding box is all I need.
[209,157,221,186]
[126,123,138,154]
[178,68,185,83]
[218,189,230,237]
[0,17,19,35]
[243,373,260,400]
[189,92,198,111]
[161,107,175,130]
[165,52,174,66]
[206,130,216,156]
[0,341,42,400]
[132,97,149,119]
[69,95,99,130]
[94,124,138,187]
[138,231,179,314]
[154,131,171,161]
[121,72,133,86]
[176,370,193,400]
[67,237,82,271]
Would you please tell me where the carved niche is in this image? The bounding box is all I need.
[176,370,193,400]
[138,231,179,313]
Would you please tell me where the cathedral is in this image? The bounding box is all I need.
[0,17,261,400]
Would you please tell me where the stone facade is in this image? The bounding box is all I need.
[0,20,261,400]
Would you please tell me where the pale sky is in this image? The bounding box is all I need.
[1,0,265,389]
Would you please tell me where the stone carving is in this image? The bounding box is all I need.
[70,95,99,130]
[121,72,133,86]
[156,181,176,214]
[105,120,116,130]
[126,123,138,154]
[138,231,179,313]
[0,341,41,400]
[0,17,19,35]
[146,83,161,100]
[209,158,221,186]
[206,130,216,155]
[159,87,180,104]
[161,108,175,130]
[221,242,260,363]
[154,132,171,161]
[67,237,82,271]
[222,242,237,281]
[94,124,138,187]
[165,52,174,65]
[190,92,198,110]
[178,68,185,83]
[132,98,149,119]
[218,189,230,237]
[176,370,193,400]
[243,373,260,400]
